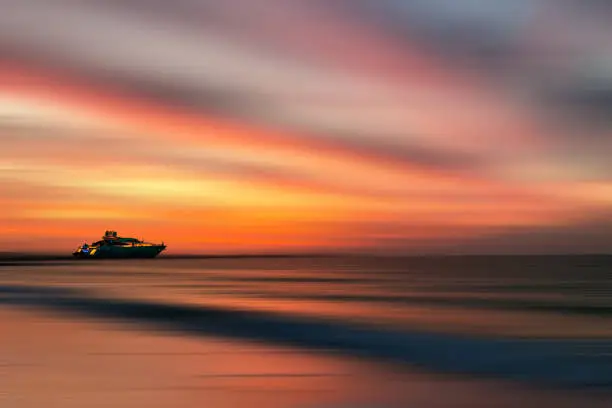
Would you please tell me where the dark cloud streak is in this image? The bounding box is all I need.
[0,44,488,176]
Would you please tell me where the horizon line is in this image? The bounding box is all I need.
[1,252,611,261]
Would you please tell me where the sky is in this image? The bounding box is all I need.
[0,0,610,254]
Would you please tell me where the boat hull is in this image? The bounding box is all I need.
[73,245,166,259]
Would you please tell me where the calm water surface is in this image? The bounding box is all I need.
[1,256,611,407]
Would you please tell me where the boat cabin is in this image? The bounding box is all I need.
[96,231,143,246]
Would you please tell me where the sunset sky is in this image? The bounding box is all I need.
[0,0,611,254]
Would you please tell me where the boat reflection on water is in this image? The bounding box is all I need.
[73,231,166,259]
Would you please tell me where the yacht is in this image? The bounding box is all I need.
[73,231,166,258]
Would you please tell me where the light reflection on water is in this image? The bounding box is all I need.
[1,257,610,337]
[1,256,611,407]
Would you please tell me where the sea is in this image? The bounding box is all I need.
[1,255,611,408]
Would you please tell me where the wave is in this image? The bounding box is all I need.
[1,284,611,388]
[209,291,612,317]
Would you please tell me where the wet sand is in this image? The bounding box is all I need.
[3,308,611,408]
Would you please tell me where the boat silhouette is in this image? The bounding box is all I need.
[73,231,166,258]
